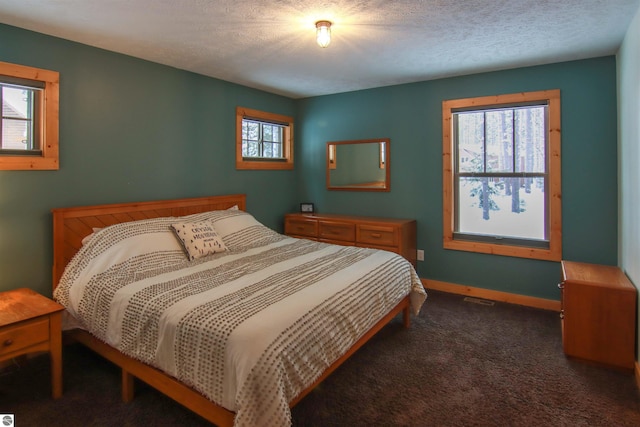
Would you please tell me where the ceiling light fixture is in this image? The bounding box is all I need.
[315,20,332,48]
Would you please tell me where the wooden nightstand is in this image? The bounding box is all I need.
[0,288,65,398]
[560,261,637,371]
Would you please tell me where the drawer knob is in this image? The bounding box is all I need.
[559,311,564,320]
[557,282,564,289]
[3,339,13,347]
[370,233,381,238]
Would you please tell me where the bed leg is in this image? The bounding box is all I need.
[403,305,410,328]
[122,369,135,402]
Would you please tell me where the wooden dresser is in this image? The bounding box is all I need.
[559,260,637,371]
[284,213,417,267]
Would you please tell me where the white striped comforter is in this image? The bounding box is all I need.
[54,209,426,427]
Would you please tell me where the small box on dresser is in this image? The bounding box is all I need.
[284,213,417,267]
[559,261,637,371]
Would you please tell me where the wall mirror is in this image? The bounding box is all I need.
[326,138,390,191]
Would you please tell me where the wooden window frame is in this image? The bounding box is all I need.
[442,89,562,261]
[0,61,59,170]
[236,106,293,170]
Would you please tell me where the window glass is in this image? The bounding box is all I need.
[457,176,546,241]
[454,105,547,243]
[1,84,39,152]
[241,119,284,159]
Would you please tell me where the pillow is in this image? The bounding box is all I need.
[210,210,283,250]
[55,216,187,310]
[171,220,227,261]
[81,227,103,246]
[168,209,283,251]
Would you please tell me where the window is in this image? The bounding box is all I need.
[0,61,59,170]
[442,90,561,261]
[236,107,293,170]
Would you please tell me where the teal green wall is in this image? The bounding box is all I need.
[0,23,620,303]
[296,57,618,301]
[0,24,297,297]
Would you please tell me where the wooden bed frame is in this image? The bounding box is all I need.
[52,194,411,426]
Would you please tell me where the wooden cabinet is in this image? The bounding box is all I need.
[284,213,417,267]
[0,288,65,398]
[559,261,637,371]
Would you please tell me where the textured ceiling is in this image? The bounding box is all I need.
[0,0,638,99]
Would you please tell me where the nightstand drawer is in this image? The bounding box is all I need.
[0,317,49,357]
[285,218,318,237]
[357,225,396,246]
[319,221,355,242]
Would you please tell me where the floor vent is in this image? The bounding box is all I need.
[463,297,495,306]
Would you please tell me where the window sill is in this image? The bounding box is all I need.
[235,160,293,170]
[0,155,58,170]
[444,237,561,261]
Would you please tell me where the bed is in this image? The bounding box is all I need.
[51,194,426,427]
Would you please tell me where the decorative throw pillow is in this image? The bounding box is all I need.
[170,221,227,260]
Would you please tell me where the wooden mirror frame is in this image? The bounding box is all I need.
[326,138,390,192]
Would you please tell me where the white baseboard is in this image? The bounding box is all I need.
[421,278,561,311]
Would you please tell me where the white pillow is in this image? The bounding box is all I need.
[55,216,186,310]
[210,210,283,250]
[171,221,227,261]
[81,227,103,246]
[165,209,282,251]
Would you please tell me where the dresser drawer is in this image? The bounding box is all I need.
[0,317,49,358]
[285,217,318,237]
[319,221,355,242]
[357,224,397,246]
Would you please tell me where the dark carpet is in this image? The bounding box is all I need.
[1,290,639,426]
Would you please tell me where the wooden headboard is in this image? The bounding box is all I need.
[51,194,246,290]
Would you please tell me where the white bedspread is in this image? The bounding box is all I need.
[54,209,426,426]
